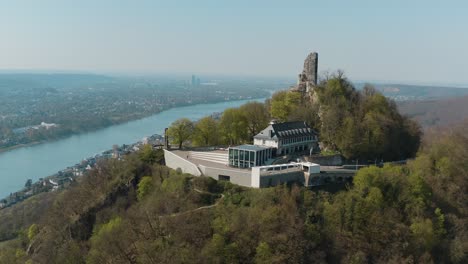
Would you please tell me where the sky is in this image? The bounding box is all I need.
[1,0,467,85]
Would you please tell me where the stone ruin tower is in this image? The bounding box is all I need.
[292,52,318,94]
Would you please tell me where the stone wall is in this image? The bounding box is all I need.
[303,52,318,86]
[306,154,343,166]
[291,52,319,93]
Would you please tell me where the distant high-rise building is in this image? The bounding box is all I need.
[191,75,196,86]
[190,75,202,87]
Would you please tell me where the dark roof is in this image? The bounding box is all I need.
[229,144,271,151]
[254,121,317,140]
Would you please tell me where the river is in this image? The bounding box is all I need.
[0,98,265,198]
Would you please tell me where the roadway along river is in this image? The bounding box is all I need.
[0,98,265,198]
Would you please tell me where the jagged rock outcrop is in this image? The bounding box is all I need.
[291,52,318,94]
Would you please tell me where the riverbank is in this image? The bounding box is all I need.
[0,134,163,209]
[0,141,44,154]
[0,96,266,155]
[0,97,267,199]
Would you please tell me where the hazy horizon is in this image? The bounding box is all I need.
[2,70,468,88]
[1,1,467,85]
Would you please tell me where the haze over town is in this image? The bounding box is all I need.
[1,0,468,85]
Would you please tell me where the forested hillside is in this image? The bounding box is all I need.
[168,73,421,161]
[0,121,466,263]
[398,95,468,128]
[1,73,465,264]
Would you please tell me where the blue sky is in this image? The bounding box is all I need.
[1,0,467,84]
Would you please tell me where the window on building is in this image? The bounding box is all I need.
[219,175,230,181]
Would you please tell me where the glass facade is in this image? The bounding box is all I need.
[228,146,272,168]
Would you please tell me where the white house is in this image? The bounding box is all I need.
[253,121,318,156]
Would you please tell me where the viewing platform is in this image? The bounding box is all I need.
[164,149,356,188]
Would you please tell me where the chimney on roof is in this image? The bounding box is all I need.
[269,119,278,125]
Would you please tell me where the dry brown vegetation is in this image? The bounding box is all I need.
[398,95,468,129]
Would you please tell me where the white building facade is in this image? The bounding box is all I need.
[253,121,318,156]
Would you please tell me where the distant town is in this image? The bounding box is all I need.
[0,74,288,152]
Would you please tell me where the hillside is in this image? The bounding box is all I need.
[0,122,467,263]
[354,82,468,101]
[398,95,468,128]
[0,70,465,263]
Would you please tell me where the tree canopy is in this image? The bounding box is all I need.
[192,116,219,147]
[164,74,419,162]
[219,108,248,145]
[239,101,270,140]
[268,72,421,161]
[270,91,302,122]
[0,122,466,263]
[167,118,195,149]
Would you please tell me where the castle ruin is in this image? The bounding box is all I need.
[291,52,318,94]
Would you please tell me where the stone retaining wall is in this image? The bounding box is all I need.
[306,154,343,166]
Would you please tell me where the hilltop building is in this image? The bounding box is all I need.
[225,121,318,169]
[228,144,273,168]
[163,51,357,188]
[164,148,355,188]
[253,121,318,156]
[164,149,326,188]
[163,119,325,188]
